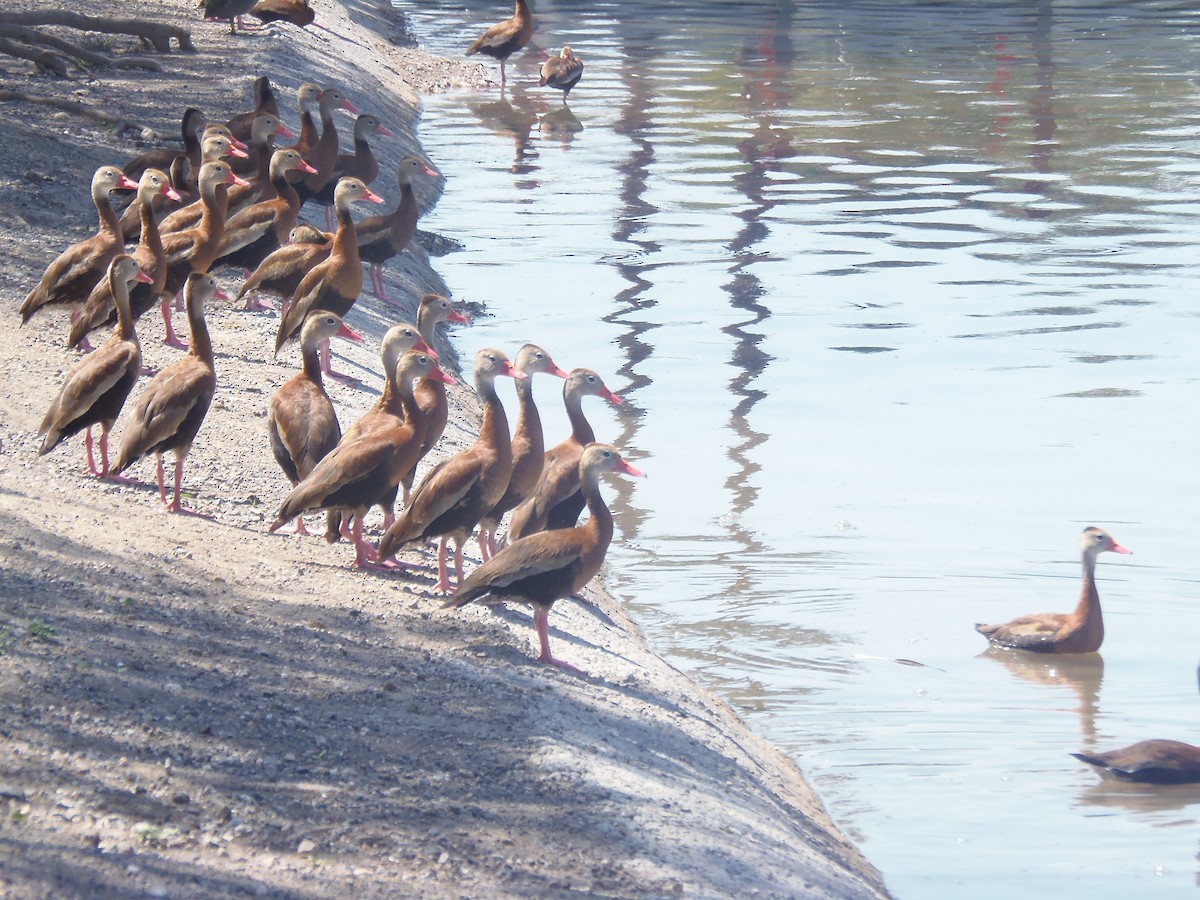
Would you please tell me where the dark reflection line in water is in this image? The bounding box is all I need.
[604,36,662,525]
[1025,0,1058,209]
[709,1,795,567]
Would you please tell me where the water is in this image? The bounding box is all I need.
[393,1,1200,895]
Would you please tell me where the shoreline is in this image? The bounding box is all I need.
[0,2,889,896]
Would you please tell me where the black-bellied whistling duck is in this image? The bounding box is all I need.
[203,123,249,154]
[335,322,437,539]
[234,223,331,311]
[287,83,322,157]
[397,294,469,504]
[251,0,315,27]
[976,527,1132,654]
[1072,740,1200,784]
[465,0,534,87]
[448,443,644,672]
[227,76,281,143]
[293,87,360,204]
[19,167,139,324]
[274,177,383,377]
[341,323,435,444]
[357,157,440,303]
[111,273,226,513]
[378,348,524,592]
[215,149,316,274]
[478,344,568,559]
[123,108,205,184]
[228,111,295,186]
[270,350,453,568]
[311,113,394,229]
[539,47,584,102]
[288,223,328,244]
[1073,665,1200,783]
[506,368,623,542]
[119,155,194,242]
[38,256,152,477]
[268,311,360,535]
[202,0,260,34]
[157,134,248,237]
[158,161,248,348]
[70,169,181,350]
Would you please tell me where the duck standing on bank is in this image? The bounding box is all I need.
[70,169,181,351]
[214,148,317,273]
[506,367,622,542]
[396,294,469,505]
[270,349,453,569]
[357,157,440,303]
[274,177,383,378]
[334,322,437,539]
[20,167,139,325]
[976,527,1131,654]
[310,113,394,229]
[465,0,534,87]
[477,343,568,560]
[448,443,644,673]
[377,348,524,592]
[111,273,226,514]
[37,256,152,478]
[268,311,360,535]
[158,160,249,349]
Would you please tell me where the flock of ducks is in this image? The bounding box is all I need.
[18,3,621,673]
[18,4,1196,771]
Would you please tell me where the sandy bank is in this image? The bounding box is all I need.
[0,1,889,896]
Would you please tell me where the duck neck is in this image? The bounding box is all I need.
[475,374,511,462]
[514,377,542,450]
[565,390,596,445]
[113,277,136,342]
[295,115,314,153]
[138,196,163,262]
[391,180,418,234]
[300,339,324,385]
[252,136,274,184]
[186,295,213,363]
[398,371,422,425]
[332,205,359,264]
[273,168,301,211]
[579,467,614,548]
[416,305,437,348]
[199,180,228,244]
[1072,551,1102,623]
[96,184,121,239]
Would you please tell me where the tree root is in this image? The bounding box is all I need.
[0,24,162,72]
[0,9,191,75]
[0,89,148,138]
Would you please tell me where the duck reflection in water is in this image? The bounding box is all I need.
[468,82,540,177]
[538,105,583,149]
[982,648,1104,745]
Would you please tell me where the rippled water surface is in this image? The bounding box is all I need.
[394,1,1200,895]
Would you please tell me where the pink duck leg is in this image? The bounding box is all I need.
[534,608,586,674]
